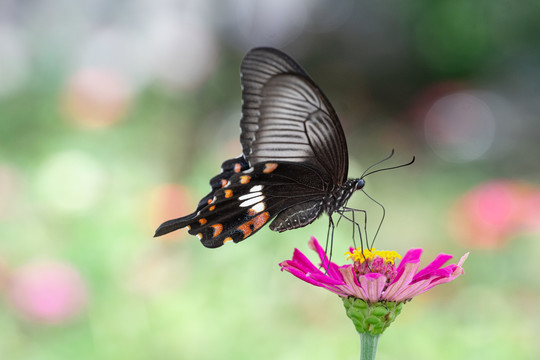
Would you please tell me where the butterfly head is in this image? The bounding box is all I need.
[355,178,365,191]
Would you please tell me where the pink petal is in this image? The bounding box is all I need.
[383,261,420,300]
[305,271,345,286]
[413,254,453,281]
[358,274,387,303]
[282,266,345,295]
[309,237,342,280]
[289,248,321,274]
[338,267,367,298]
[420,265,466,292]
[284,246,341,283]
[390,278,432,302]
[281,266,321,287]
[391,248,422,285]
[458,252,470,267]
[387,253,469,301]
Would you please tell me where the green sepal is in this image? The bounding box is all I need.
[342,297,404,335]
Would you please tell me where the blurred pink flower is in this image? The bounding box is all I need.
[449,180,540,248]
[7,260,88,324]
[280,237,467,303]
[522,191,540,233]
[62,67,131,128]
[148,184,193,239]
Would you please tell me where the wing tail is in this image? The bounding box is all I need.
[154,212,197,237]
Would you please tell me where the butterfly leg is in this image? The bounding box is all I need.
[344,207,368,249]
[321,215,335,274]
[360,189,386,249]
[338,208,367,252]
[339,208,377,271]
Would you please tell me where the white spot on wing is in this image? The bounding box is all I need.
[250,185,263,192]
[238,191,262,201]
[240,195,265,207]
[251,202,266,213]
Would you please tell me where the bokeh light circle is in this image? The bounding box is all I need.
[36,150,107,213]
[424,92,496,162]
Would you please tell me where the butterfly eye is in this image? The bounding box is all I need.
[356,179,365,190]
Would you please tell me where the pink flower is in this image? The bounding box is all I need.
[7,260,88,324]
[280,237,468,303]
[449,180,540,249]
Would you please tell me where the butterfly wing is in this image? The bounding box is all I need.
[155,161,328,248]
[240,47,349,185]
[155,48,350,244]
[154,156,250,237]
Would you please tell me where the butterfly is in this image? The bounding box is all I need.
[154,47,408,248]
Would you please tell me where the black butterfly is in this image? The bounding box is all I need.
[155,47,406,248]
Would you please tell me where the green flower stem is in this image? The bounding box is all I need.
[360,333,379,360]
[343,298,404,360]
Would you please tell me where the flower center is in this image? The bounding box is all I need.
[345,248,401,283]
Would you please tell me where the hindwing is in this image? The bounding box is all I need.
[155,160,328,248]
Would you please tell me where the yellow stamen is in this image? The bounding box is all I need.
[345,248,402,264]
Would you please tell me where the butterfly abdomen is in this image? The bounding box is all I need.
[269,200,324,232]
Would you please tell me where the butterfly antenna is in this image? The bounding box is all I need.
[363,155,415,178]
[360,149,395,178]
[362,190,386,249]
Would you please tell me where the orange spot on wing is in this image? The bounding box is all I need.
[196,233,203,240]
[207,198,212,204]
[223,237,233,244]
[248,209,257,216]
[221,179,227,188]
[211,223,223,237]
[209,205,216,211]
[263,163,278,173]
[236,211,270,239]
[240,175,251,184]
[198,218,207,225]
[234,163,242,173]
[225,189,233,198]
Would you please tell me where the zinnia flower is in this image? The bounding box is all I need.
[280,236,468,357]
[280,237,467,304]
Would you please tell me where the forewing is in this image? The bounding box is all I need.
[240,47,349,185]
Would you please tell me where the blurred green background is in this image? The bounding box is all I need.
[1,0,539,359]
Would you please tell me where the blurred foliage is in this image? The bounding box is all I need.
[0,0,539,359]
